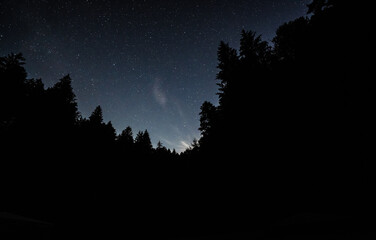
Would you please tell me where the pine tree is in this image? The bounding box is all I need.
[216,41,239,110]
[135,130,153,154]
[118,126,134,146]
[89,105,104,125]
[46,74,79,127]
[198,101,217,138]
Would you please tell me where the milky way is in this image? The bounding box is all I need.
[0,0,310,152]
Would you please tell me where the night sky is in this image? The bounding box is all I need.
[1,0,310,152]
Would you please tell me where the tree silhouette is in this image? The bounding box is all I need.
[240,30,270,65]
[307,0,334,14]
[117,126,134,153]
[155,141,172,161]
[45,74,79,131]
[156,141,164,150]
[89,105,104,125]
[0,53,27,85]
[187,1,375,226]
[198,101,217,139]
[135,130,153,156]
[216,41,239,112]
[83,105,116,150]
[0,53,27,129]
[0,52,184,238]
[191,138,199,149]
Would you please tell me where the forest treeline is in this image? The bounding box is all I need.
[185,0,374,211]
[0,56,178,160]
[1,0,375,239]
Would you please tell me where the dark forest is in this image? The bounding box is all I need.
[1,1,375,239]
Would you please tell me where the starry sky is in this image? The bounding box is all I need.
[1,0,310,152]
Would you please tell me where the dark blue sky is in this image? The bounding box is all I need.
[1,0,310,152]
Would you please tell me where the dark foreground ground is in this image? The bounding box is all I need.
[2,211,376,240]
[2,156,376,240]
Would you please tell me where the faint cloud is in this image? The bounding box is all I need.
[172,97,185,118]
[180,140,191,150]
[152,78,167,107]
[160,137,175,147]
[159,137,192,153]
